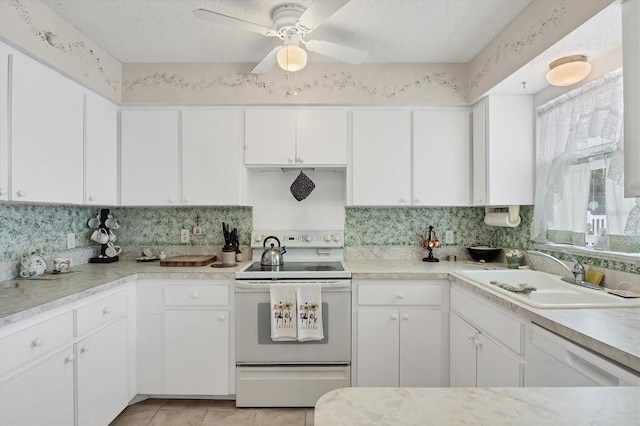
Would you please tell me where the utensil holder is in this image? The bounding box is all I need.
[506,256,522,269]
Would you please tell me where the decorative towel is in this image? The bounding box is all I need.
[270,284,297,341]
[297,284,324,342]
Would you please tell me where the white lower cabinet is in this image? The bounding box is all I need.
[354,280,445,387]
[0,286,132,426]
[449,285,524,387]
[0,347,75,426]
[137,279,232,396]
[76,317,129,426]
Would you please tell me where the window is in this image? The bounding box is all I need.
[532,69,640,254]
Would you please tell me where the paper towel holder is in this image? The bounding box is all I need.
[484,205,521,227]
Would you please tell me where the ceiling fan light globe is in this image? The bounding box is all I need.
[277,45,308,72]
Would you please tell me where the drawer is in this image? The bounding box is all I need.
[164,285,229,306]
[0,311,73,378]
[451,286,524,354]
[358,283,441,306]
[76,290,128,337]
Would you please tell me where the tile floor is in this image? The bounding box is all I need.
[109,399,314,426]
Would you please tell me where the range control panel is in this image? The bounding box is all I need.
[250,230,344,249]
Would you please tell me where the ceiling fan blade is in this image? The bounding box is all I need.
[298,0,350,31]
[305,40,367,64]
[193,8,275,36]
[251,46,283,74]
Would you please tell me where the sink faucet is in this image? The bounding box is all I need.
[527,250,600,290]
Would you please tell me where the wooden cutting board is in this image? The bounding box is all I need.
[160,255,217,267]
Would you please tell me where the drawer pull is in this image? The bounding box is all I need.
[402,314,410,320]
[218,314,226,321]
[467,333,475,341]
[390,314,398,320]
[102,307,111,315]
[64,354,76,363]
[396,293,404,299]
[31,337,43,347]
[80,345,90,353]
[191,292,200,300]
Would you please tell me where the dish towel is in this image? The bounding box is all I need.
[297,284,324,342]
[270,283,297,341]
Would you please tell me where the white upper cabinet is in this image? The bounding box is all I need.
[121,109,245,206]
[472,95,534,206]
[182,110,244,205]
[352,110,412,205]
[121,110,181,205]
[10,45,84,204]
[414,109,471,206]
[0,43,9,201]
[622,0,640,198]
[85,91,118,206]
[244,108,347,166]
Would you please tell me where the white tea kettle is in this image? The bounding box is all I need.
[261,236,286,266]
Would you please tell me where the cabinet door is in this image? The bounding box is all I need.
[0,43,9,201]
[449,313,477,387]
[121,110,180,205]
[137,313,164,394]
[244,109,296,165]
[400,309,442,387]
[11,50,84,204]
[0,348,75,426]
[85,91,118,205]
[623,0,640,197]
[77,317,129,426]
[471,101,488,206]
[352,111,411,205]
[356,309,400,386]
[476,333,522,387]
[296,109,347,165]
[414,110,471,206]
[165,310,229,395]
[182,110,243,205]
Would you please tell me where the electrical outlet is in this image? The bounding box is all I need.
[181,229,190,243]
[67,232,76,249]
[445,230,454,244]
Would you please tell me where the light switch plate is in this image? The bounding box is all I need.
[67,232,76,249]
[445,230,454,244]
[181,229,190,243]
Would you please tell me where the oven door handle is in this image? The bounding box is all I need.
[235,280,351,290]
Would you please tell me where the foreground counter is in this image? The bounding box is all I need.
[314,386,640,425]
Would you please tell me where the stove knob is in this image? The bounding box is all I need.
[302,234,312,242]
[332,233,342,242]
[254,234,263,243]
[323,234,332,242]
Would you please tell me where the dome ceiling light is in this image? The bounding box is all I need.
[546,55,592,87]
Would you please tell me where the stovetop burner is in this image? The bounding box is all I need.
[244,261,344,273]
[236,261,350,280]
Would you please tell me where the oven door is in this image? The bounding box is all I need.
[234,280,351,364]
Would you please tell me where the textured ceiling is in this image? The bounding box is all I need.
[40,0,534,64]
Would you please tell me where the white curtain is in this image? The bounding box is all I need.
[532,69,638,252]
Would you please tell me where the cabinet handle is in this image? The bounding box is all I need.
[191,292,199,299]
[64,354,76,363]
[218,314,226,321]
[390,314,398,320]
[474,338,482,348]
[467,333,475,341]
[184,197,191,203]
[169,198,176,203]
[414,198,421,203]
[296,157,303,164]
[88,195,95,201]
[402,314,410,320]
[80,345,90,353]
[396,293,404,299]
[0,187,6,196]
[17,189,26,197]
[288,158,294,164]
[102,307,111,315]
[398,198,407,203]
[31,337,43,347]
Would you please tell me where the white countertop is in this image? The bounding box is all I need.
[315,386,640,426]
[1,258,638,372]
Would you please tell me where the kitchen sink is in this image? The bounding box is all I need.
[456,270,640,309]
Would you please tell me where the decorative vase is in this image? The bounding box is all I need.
[506,256,522,269]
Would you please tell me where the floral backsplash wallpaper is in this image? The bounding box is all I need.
[0,203,637,274]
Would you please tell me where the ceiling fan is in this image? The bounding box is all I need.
[193,0,368,74]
